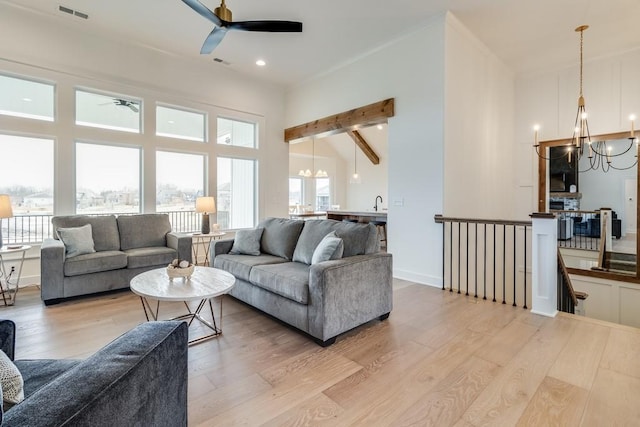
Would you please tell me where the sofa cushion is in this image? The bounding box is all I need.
[63,251,128,277]
[230,228,264,256]
[213,254,287,282]
[57,224,96,258]
[52,215,120,252]
[257,217,304,260]
[311,231,344,265]
[125,247,176,269]
[118,214,170,251]
[293,220,377,264]
[249,262,310,304]
[14,359,80,400]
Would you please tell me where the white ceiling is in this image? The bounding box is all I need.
[2,0,640,88]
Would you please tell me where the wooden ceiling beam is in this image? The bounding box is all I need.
[284,98,394,143]
[346,130,379,165]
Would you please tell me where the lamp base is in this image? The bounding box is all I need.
[201,213,210,235]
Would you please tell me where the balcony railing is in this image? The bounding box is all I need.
[1,211,206,244]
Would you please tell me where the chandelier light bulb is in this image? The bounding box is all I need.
[581,112,588,120]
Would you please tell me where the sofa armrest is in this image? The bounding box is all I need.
[3,321,188,427]
[167,232,192,263]
[40,238,66,304]
[308,253,393,342]
[209,239,234,267]
[0,320,16,361]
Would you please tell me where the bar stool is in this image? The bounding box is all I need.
[370,220,387,251]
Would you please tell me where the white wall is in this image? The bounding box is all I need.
[286,16,446,285]
[0,4,289,286]
[444,15,516,219]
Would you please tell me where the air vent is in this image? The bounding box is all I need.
[213,58,231,66]
[58,5,89,20]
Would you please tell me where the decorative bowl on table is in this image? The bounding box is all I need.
[166,259,194,281]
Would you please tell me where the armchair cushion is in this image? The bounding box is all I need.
[15,359,79,399]
[57,224,96,258]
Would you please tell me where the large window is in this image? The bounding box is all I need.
[289,177,303,208]
[156,105,206,142]
[0,134,54,214]
[0,74,54,121]
[315,178,331,211]
[75,142,140,214]
[217,117,256,148]
[217,157,256,229]
[76,89,141,133]
[156,151,205,212]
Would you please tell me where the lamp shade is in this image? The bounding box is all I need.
[0,195,13,219]
[195,196,216,214]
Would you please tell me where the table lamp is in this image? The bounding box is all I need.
[195,196,216,235]
[0,194,14,250]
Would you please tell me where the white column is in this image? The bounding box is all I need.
[530,213,558,317]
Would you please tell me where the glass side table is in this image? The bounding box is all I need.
[0,245,31,306]
[190,232,226,266]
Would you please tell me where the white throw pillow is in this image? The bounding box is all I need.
[230,228,264,256]
[311,231,344,265]
[0,350,23,405]
[57,224,96,258]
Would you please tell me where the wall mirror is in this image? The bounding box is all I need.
[537,131,639,281]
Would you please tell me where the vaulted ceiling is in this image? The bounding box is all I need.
[2,0,639,87]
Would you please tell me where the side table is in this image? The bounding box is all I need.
[191,232,226,266]
[0,245,31,306]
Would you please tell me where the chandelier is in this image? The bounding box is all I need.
[534,25,638,172]
[298,137,328,178]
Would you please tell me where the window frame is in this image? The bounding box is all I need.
[155,103,208,143]
[0,72,56,122]
[74,87,142,134]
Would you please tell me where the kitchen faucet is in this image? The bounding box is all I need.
[374,195,383,212]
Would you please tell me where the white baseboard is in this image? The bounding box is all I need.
[393,269,442,288]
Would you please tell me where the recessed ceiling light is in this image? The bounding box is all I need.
[168,120,175,124]
[22,98,32,102]
[256,59,266,67]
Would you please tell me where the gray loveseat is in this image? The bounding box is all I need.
[211,217,393,346]
[0,319,188,426]
[40,214,192,305]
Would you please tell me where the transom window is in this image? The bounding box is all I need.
[217,157,256,229]
[156,105,206,142]
[0,74,54,121]
[75,89,141,133]
[217,117,256,148]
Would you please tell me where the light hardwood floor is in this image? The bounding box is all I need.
[4,280,640,426]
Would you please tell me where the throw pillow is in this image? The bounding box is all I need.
[57,224,96,258]
[0,350,23,405]
[311,231,344,265]
[230,228,264,256]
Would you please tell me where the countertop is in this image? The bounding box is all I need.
[326,210,387,217]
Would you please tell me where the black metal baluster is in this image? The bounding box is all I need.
[442,220,445,290]
[449,221,453,292]
[458,222,461,294]
[523,225,528,309]
[502,224,506,304]
[484,223,487,300]
[466,222,469,296]
[493,224,497,302]
[513,225,517,307]
[475,223,478,298]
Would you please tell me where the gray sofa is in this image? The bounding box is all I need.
[0,319,188,426]
[40,214,192,305]
[211,217,393,346]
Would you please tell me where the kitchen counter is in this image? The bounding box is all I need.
[326,210,387,223]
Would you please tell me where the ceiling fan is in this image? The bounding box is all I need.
[181,0,303,54]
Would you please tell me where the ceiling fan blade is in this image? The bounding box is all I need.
[227,20,302,32]
[201,27,228,54]
[129,104,139,113]
[181,0,222,27]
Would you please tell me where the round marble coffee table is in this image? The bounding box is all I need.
[130,266,235,345]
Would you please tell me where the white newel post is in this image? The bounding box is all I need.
[600,208,612,250]
[530,213,558,317]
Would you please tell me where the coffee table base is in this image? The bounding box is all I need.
[138,296,224,345]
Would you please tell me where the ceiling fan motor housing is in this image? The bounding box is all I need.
[215,4,232,21]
